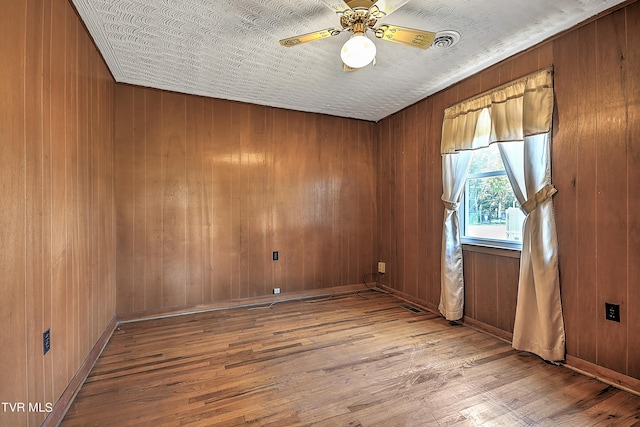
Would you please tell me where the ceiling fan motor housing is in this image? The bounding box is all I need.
[340,10,378,33]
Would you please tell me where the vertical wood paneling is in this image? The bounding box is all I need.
[1,0,116,425]
[315,114,335,287]
[595,10,628,374]
[265,107,278,292]
[537,41,554,69]
[415,100,429,302]
[0,1,27,426]
[495,257,519,333]
[209,98,234,301]
[77,14,90,363]
[497,61,513,85]
[200,99,214,302]
[574,22,599,364]
[50,0,69,395]
[161,92,187,307]
[377,117,396,289]
[284,109,305,292]
[41,0,54,405]
[231,102,248,297]
[394,113,406,293]
[349,119,365,285]
[65,3,79,373]
[245,104,267,295]
[133,87,147,311]
[552,27,580,358]
[311,114,326,289]
[301,113,316,290]
[145,89,163,309]
[228,102,244,298]
[404,104,419,298]
[106,66,115,317]
[358,119,376,282]
[384,113,394,287]
[24,2,45,426]
[511,49,538,80]
[337,119,350,287]
[114,90,377,311]
[480,63,502,94]
[88,41,98,336]
[426,94,442,305]
[627,1,640,379]
[185,97,205,305]
[462,252,475,318]
[474,253,498,327]
[114,86,134,313]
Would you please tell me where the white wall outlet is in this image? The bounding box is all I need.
[378,262,386,274]
[273,288,281,294]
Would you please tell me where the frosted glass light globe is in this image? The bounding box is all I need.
[340,35,376,69]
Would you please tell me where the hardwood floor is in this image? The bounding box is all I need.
[62,291,640,426]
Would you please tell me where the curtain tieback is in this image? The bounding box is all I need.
[521,184,557,215]
[441,197,459,211]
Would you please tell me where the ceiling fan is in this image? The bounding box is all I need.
[279,0,436,70]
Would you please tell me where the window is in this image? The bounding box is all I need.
[461,143,524,250]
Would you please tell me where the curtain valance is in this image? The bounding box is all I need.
[441,68,553,154]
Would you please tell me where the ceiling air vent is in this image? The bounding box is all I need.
[432,30,461,49]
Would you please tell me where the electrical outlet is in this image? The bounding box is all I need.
[273,288,281,294]
[43,329,51,355]
[378,262,386,274]
[605,302,620,322]
[272,251,279,261]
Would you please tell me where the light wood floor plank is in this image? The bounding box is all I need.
[62,291,640,426]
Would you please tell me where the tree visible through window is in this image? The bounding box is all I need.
[462,144,524,245]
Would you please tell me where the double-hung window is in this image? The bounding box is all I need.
[461,143,524,250]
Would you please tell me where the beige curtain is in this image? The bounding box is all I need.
[440,68,565,361]
[439,151,472,320]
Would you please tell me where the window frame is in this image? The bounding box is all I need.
[460,148,523,251]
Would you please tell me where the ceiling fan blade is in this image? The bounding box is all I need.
[321,0,381,15]
[344,0,378,10]
[319,0,352,15]
[374,24,436,49]
[369,0,409,18]
[279,28,342,47]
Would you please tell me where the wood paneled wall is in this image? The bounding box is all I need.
[377,1,640,380]
[0,0,116,426]
[114,87,377,314]
[554,2,640,379]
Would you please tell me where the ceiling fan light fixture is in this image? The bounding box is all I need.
[340,34,376,69]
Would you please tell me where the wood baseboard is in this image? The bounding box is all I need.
[117,283,370,323]
[565,355,640,396]
[462,316,514,343]
[42,315,118,427]
[375,283,440,314]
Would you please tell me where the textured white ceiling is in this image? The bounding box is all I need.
[73,0,625,122]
